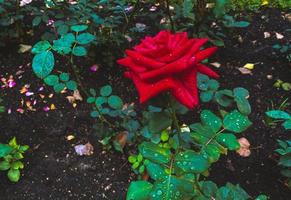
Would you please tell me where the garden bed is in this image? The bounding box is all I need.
[0,7,290,200]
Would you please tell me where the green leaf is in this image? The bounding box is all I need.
[32,51,55,79]
[76,33,95,45]
[216,183,250,200]
[234,87,251,115]
[223,110,252,133]
[95,97,107,107]
[90,111,99,118]
[11,161,24,170]
[126,181,153,200]
[201,110,222,132]
[202,144,221,163]
[87,97,95,104]
[52,33,75,54]
[72,46,87,56]
[255,194,268,200]
[149,175,194,200]
[32,16,42,26]
[200,181,218,198]
[160,131,169,142]
[8,168,20,182]
[145,161,167,181]
[139,142,171,164]
[71,25,88,32]
[100,85,112,97]
[216,133,240,150]
[174,150,210,173]
[89,88,96,96]
[44,75,59,86]
[200,91,214,102]
[283,120,291,130]
[148,111,172,134]
[9,137,17,147]
[128,155,136,164]
[0,161,10,171]
[279,154,291,167]
[66,80,77,91]
[208,80,219,91]
[197,73,209,91]
[59,73,70,82]
[266,110,291,120]
[108,95,123,110]
[57,24,69,35]
[32,41,51,54]
[0,144,13,157]
[214,90,234,107]
[53,83,66,93]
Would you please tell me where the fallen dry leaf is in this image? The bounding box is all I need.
[243,63,255,70]
[115,131,128,149]
[210,62,221,68]
[275,32,284,39]
[264,32,271,38]
[236,137,251,157]
[74,142,94,156]
[238,67,252,75]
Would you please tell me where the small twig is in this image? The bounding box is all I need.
[165,0,175,32]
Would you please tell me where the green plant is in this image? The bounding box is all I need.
[273,42,291,62]
[171,0,250,46]
[273,79,291,91]
[0,137,29,182]
[275,139,291,189]
[265,110,291,130]
[0,96,5,114]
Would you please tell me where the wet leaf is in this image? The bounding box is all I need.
[126,181,153,200]
[223,110,252,133]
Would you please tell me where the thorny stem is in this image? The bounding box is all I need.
[165,0,175,32]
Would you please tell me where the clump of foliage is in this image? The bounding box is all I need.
[230,0,291,11]
[275,139,291,189]
[0,96,5,114]
[0,137,29,182]
[273,42,291,62]
[266,110,291,130]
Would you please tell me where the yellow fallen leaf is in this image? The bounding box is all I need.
[66,135,75,141]
[50,104,56,110]
[243,63,255,70]
[261,0,268,6]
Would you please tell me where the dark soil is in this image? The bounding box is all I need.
[0,8,290,200]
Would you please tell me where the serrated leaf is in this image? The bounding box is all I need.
[76,33,95,45]
[71,25,88,32]
[201,110,222,132]
[57,24,69,35]
[200,91,214,102]
[126,181,153,200]
[148,111,172,134]
[139,142,171,164]
[216,133,240,150]
[32,51,55,79]
[174,150,209,173]
[32,41,51,54]
[223,110,252,133]
[145,161,167,181]
[72,46,87,56]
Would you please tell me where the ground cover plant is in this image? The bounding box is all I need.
[0,0,290,199]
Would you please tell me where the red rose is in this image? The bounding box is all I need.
[117,30,219,109]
